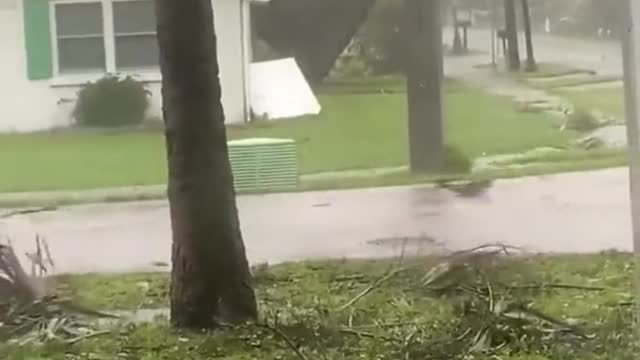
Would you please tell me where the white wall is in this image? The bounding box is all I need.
[0,0,247,133]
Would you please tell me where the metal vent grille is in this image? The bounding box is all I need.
[228,138,298,192]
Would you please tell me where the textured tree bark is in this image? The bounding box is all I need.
[521,0,537,71]
[155,0,257,329]
[504,0,521,71]
[404,0,444,173]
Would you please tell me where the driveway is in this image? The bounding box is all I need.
[1,168,634,274]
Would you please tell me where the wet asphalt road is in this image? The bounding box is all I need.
[1,168,633,274]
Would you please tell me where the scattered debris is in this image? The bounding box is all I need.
[472,147,564,172]
[250,58,321,120]
[333,243,600,358]
[0,236,116,345]
[578,125,627,149]
[434,179,493,198]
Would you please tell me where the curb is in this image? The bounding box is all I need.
[0,185,167,209]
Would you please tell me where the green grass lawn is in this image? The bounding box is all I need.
[555,87,625,120]
[3,253,635,359]
[0,79,577,193]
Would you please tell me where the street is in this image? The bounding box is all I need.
[1,168,633,274]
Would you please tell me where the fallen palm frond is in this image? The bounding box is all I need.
[0,237,116,345]
[337,267,406,311]
[336,243,602,358]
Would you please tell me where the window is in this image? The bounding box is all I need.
[54,2,106,73]
[113,0,159,70]
[51,0,158,75]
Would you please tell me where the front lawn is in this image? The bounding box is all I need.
[2,253,635,359]
[555,87,625,120]
[0,78,576,193]
[234,79,574,174]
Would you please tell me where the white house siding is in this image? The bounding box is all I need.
[0,0,247,133]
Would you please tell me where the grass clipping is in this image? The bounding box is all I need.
[0,235,114,345]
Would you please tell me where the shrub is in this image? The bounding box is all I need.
[73,75,150,127]
[331,54,370,79]
[565,109,600,132]
[358,0,405,74]
[357,0,449,74]
[444,144,472,173]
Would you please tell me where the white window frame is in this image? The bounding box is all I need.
[49,0,160,87]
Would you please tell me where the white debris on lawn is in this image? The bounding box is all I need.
[249,58,321,121]
[578,125,628,149]
[472,147,564,172]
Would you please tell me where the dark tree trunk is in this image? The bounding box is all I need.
[253,0,376,84]
[521,0,537,71]
[404,0,444,173]
[155,0,257,329]
[504,0,520,71]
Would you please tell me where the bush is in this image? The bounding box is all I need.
[358,0,405,74]
[444,144,472,173]
[331,54,370,79]
[73,75,150,127]
[565,109,601,132]
[357,0,451,74]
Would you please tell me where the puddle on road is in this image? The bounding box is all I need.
[367,235,439,248]
[366,235,446,257]
[434,179,494,198]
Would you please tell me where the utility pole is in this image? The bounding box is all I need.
[622,0,640,253]
[404,0,444,173]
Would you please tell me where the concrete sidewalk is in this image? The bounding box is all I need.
[1,167,633,275]
[0,167,411,209]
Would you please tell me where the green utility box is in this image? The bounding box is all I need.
[227,138,298,192]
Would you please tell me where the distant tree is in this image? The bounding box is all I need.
[358,0,406,74]
[503,0,520,71]
[404,0,444,172]
[156,0,258,329]
[521,0,537,71]
[451,1,465,54]
[253,0,376,83]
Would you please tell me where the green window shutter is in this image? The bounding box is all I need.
[23,0,53,80]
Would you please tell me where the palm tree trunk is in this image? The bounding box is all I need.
[155,0,257,329]
[521,0,537,71]
[404,0,444,173]
[504,0,520,71]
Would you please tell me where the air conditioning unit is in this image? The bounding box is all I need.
[227,138,298,192]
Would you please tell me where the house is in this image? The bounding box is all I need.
[0,0,262,132]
